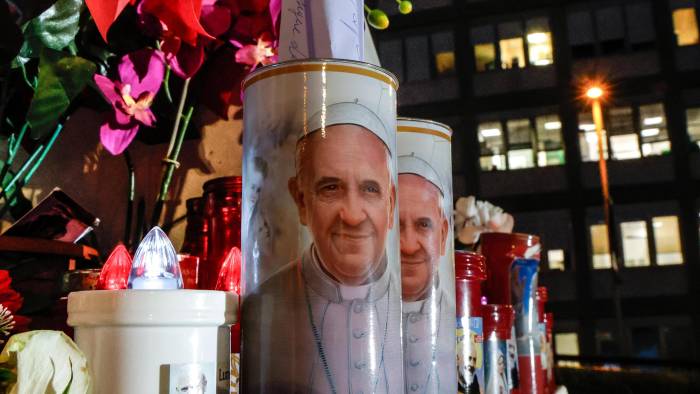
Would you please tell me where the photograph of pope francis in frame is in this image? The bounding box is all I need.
[241,66,403,394]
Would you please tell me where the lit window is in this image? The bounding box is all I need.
[535,115,565,166]
[590,224,612,269]
[547,249,565,270]
[527,32,554,66]
[555,333,580,356]
[673,8,700,46]
[506,118,535,169]
[652,216,684,265]
[474,43,496,72]
[620,221,651,267]
[610,134,641,160]
[639,103,670,156]
[607,107,641,160]
[499,37,526,69]
[685,107,700,148]
[432,32,455,77]
[578,112,608,161]
[479,121,506,171]
[435,51,455,75]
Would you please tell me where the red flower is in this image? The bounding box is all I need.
[0,270,30,332]
[139,0,213,46]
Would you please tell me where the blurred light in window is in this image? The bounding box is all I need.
[590,224,612,269]
[474,43,496,72]
[435,51,455,75]
[527,32,554,66]
[621,221,650,267]
[500,37,526,69]
[652,216,684,265]
[673,8,700,46]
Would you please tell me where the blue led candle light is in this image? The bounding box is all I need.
[127,227,184,290]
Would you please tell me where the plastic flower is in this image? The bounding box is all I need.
[454,196,514,245]
[138,0,232,78]
[0,270,29,333]
[0,305,15,341]
[232,32,277,69]
[139,0,213,46]
[94,49,165,155]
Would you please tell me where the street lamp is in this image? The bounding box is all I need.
[585,83,629,355]
[584,84,618,273]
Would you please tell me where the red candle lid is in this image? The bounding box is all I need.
[480,232,540,247]
[483,304,514,338]
[203,176,242,193]
[96,244,132,290]
[215,247,242,294]
[455,250,487,281]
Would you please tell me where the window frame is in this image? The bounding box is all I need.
[588,214,685,270]
[478,114,566,171]
[471,17,554,73]
[378,29,457,84]
[578,101,671,162]
[567,3,657,60]
[684,106,700,147]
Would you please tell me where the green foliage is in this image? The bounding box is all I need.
[26,49,95,139]
[15,0,84,65]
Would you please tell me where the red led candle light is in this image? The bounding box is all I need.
[215,246,242,355]
[96,244,132,290]
[214,247,242,294]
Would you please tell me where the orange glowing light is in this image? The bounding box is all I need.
[586,86,604,99]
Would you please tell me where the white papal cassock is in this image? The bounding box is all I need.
[241,245,403,394]
[403,289,457,393]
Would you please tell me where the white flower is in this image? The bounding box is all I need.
[454,196,514,245]
[0,305,15,341]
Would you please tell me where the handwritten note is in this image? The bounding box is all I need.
[279,0,365,62]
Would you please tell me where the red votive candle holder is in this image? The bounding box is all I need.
[536,287,549,393]
[544,313,556,394]
[455,251,487,393]
[483,304,515,394]
[177,254,200,290]
[479,232,541,305]
[203,176,242,290]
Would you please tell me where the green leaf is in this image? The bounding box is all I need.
[0,366,16,382]
[17,0,83,60]
[26,49,95,139]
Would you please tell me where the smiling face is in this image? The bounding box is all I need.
[399,174,448,301]
[289,124,395,286]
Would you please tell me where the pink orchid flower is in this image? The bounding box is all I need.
[232,32,277,70]
[94,49,165,155]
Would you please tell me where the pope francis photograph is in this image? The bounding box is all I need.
[398,152,457,394]
[241,101,403,394]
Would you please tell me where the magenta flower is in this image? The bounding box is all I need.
[94,49,165,155]
[232,32,277,70]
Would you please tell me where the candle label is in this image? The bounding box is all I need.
[484,335,508,394]
[167,362,216,394]
[538,322,548,371]
[506,326,520,391]
[457,316,484,394]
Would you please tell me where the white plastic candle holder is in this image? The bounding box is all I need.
[68,290,237,394]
